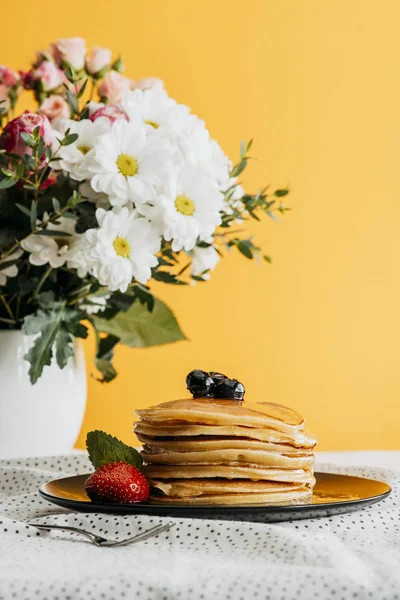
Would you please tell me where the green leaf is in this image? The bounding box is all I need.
[237,240,253,259]
[240,140,246,159]
[246,138,254,153]
[274,188,289,197]
[79,104,90,121]
[23,304,65,384]
[152,271,187,285]
[94,297,186,348]
[30,200,37,230]
[230,158,247,178]
[37,137,45,159]
[86,430,143,470]
[36,230,72,237]
[15,203,31,217]
[52,197,61,213]
[111,56,124,73]
[95,357,117,383]
[68,321,89,338]
[0,177,17,189]
[55,327,74,369]
[77,77,88,99]
[97,334,120,358]
[20,132,35,148]
[63,133,79,146]
[263,255,272,263]
[133,285,154,312]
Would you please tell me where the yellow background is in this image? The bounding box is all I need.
[2,0,400,450]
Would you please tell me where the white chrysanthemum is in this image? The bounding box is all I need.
[205,139,232,190]
[79,292,110,315]
[89,120,172,207]
[190,244,220,281]
[121,88,199,137]
[79,180,110,210]
[57,118,110,181]
[82,207,161,291]
[174,126,213,167]
[140,166,223,252]
[21,216,80,268]
[0,249,23,286]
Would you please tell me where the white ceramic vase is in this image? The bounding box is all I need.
[0,330,87,459]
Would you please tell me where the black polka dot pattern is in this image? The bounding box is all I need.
[0,455,399,600]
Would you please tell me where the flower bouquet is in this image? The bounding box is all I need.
[0,38,289,384]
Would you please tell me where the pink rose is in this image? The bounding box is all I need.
[132,77,164,91]
[0,84,11,114]
[90,104,128,124]
[26,61,65,92]
[52,37,86,71]
[39,95,70,122]
[0,66,19,88]
[98,71,132,104]
[2,111,53,161]
[86,47,112,75]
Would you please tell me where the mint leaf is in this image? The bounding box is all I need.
[86,430,143,470]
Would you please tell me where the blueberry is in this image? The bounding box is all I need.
[210,371,227,384]
[214,378,245,400]
[186,370,214,398]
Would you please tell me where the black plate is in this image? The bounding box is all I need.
[39,472,391,523]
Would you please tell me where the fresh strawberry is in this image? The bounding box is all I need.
[85,461,150,504]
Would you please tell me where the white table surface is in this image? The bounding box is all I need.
[0,451,399,600]
[316,450,400,470]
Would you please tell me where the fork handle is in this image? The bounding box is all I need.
[108,522,174,547]
[28,522,100,544]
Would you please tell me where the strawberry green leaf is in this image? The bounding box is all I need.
[86,430,143,470]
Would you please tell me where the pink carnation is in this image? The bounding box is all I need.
[0,66,19,88]
[0,84,11,114]
[33,61,65,92]
[98,70,132,104]
[2,111,53,163]
[52,37,86,71]
[39,95,70,122]
[86,47,112,76]
[90,104,128,124]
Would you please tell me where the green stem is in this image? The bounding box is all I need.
[89,78,96,101]
[31,265,53,301]
[0,294,15,321]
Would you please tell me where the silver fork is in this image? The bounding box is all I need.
[27,521,174,547]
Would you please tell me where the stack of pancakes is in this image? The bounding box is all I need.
[134,398,316,505]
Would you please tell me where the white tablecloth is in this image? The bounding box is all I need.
[0,452,399,600]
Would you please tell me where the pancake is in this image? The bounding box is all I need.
[148,487,311,505]
[134,422,316,449]
[136,395,316,506]
[142,448,315,469]
[136,399,305,433]
[143,464,316,486]
[138,434,311,455]
[149,478,304,497]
